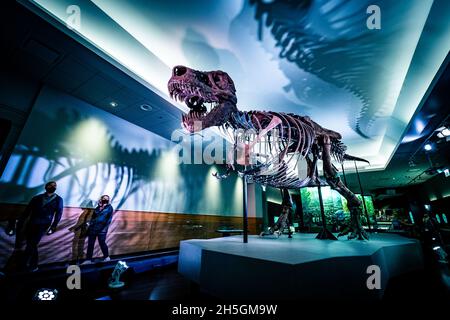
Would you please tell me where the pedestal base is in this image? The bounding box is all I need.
[178,233,423,300]
[316,228,338,240]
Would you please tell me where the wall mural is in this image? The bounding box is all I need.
[0,86,250,267]
[0,86,243,215]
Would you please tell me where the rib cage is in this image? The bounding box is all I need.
[218,110,347,189]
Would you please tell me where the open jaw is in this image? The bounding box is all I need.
[181,97,220,129]
[168,82,220,131]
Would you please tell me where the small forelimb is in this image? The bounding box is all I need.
[212,164,234,180]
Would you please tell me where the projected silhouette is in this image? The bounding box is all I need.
[0,103,221,267]
[248,0,397,138]
[0,107,214,212]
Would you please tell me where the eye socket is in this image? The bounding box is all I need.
[212,73,225,89]
[173,66,187,76]
[197,73,210,86]
[213,74,221,83]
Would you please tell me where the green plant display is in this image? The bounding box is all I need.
[364,196,375,217]
[300,187,321,227]
[300,187,376,228]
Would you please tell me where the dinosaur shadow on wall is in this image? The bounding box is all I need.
[0,107,212,212]
[0,105,229,266]
[238,0,404,139]
[181,27,313,116]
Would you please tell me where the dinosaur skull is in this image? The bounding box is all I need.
[168,65,237,132]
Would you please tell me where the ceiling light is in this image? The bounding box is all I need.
[140,104,152,111]
[109,101,118,107]
[436,127,450,138]
[424,143,432,151]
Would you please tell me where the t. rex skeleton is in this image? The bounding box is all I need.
[168,65,369,240]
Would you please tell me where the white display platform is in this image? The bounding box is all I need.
[178,233,423,300]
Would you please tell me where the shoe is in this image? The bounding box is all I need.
[81,260,92,265]
[103,256,111,262]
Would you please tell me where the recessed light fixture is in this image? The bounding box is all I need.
[140,104,152,111]
[436,127,450,138]
[109,101,118,107]
[424,143,432,151]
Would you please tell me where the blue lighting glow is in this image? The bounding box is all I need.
[26,0,450,171]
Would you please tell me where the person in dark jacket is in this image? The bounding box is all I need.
[82,195,113,264]
[15,181,63,271]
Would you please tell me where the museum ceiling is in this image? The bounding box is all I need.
[346,60,450,194]
[21,0,450,173]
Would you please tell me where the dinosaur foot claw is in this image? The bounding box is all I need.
[337,227,351,237]
[347,227,369,240]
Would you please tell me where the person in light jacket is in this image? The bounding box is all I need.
[82,195,113,264]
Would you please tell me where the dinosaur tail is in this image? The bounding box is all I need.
[343,154,370,164]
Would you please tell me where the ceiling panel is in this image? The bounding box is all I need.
[73,73,123,104]
[45,56,95,90]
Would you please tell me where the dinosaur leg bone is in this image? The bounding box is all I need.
[321,135,368,240]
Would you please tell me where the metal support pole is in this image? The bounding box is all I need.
[354,161,371,231]
[243,175,248,243]
[315,168,337,240]
[297,190,305,232]
[318,184,327,230]
[340,163,348,187]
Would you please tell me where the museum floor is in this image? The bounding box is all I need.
[0,233,449,302]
